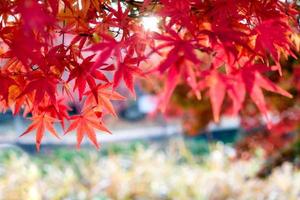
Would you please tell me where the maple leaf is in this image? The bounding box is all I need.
[39,98,71,129]
[208,0,241,21]
[126,28,152,58]
[158,55,204,112]
[152,28,201,73]
[84,83,125,116]
[0,27,45,69]
[88,33,124,69]
[254,19,292,65]
[204,74,226,123]
[159,0,195,31]
[113,55,144,96]
[239,63,292,123]
[205,20,252,67]
[246,0,285,21]
[68,34,89,54]
[105,0,131,38]
[19,71,58,106]
[67,55,109,101]
[65,109,111,149]
[20,114,60,151]
[159,62,180,112]
[197,69,243,122]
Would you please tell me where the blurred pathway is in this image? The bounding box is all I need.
[0,116,182,147]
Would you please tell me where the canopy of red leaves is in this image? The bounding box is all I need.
[0,0,299,150]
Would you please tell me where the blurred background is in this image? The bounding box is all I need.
[0,82,300,200]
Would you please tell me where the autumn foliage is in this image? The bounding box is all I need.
[0,0,299,150]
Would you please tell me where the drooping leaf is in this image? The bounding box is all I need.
[113,55,144,96]
[65,109,111,149]
[84,83,125,116]
[239,63,292,123]
[20,114,60,151]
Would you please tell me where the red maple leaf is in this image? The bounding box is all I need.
[38,98,71,129]
[19,71,58,106]
[197,69,244,122]
[239,63,292,123]
[67,55,109,101]
[153,28,201,73]
[20,114,60,151]
[84,83,125,116]
[159,0,195,31]
[105,0,131,39]
[113,55,144,96]
[254,19,292,65]
[88,33,124,69]
[65,109,111,149]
